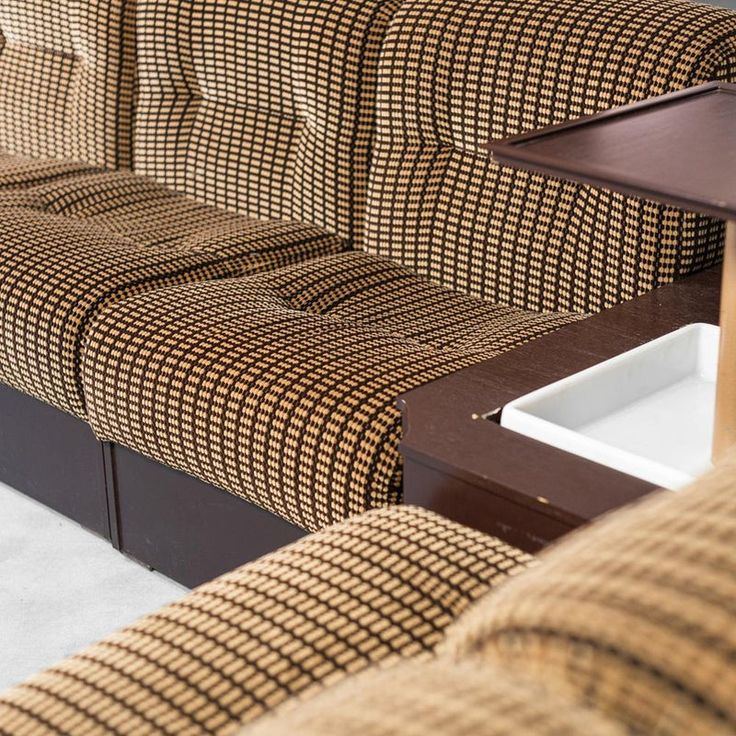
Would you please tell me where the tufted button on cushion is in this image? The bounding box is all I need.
[81,250,580,530]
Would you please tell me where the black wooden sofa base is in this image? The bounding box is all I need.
[104,444,305,587]
[0,382,305,588]
[0,382,110,538]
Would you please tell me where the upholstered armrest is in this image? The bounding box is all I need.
[0,506,532,736]
[370,0,736,312]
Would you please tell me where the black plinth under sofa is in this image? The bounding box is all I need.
[0,0,734,589]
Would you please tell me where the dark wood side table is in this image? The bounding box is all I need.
[401,82,736,552]
[400,265,720,553]
[490,82,736,461]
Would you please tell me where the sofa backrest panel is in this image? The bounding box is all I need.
[0,1,135,169]
[366,0,736,313]
[133,0,400,246]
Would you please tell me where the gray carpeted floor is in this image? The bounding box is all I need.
[0,482,186,691]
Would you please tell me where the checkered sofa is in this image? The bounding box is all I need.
[82,0,735,532]
[0,0,734,533]
[1,3,734,731]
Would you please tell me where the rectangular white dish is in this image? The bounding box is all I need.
[501,323,719,490]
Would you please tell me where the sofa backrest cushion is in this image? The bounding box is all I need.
[441,453,736,735]
[241,658,626,736]
[0,1,135,169]
[365,0,736,312]
[132,0,399,246]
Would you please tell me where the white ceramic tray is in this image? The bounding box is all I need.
[501,323,719,490]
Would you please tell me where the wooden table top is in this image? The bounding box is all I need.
[488,82,736,221]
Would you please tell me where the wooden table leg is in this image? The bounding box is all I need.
[713,220,736,463]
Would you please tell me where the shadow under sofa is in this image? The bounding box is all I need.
[1,0,736,588]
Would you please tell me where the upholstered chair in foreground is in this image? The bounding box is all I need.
[246,453,736,736]
[1,454,734,735]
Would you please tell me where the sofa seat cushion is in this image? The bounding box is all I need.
[0,156,343,416]
[0,155,105,191]
[82,251,581,531]
[0,506,532,736]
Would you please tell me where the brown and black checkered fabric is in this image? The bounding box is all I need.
[4,459,735,736]
[0,506,532,736]
[366,0,736,312]
[0,1,135,168]
[441,453,736,735]
[133,0,401,246]
[242,659,627,736]
[82,251,580,530]
[243,458,736,736]
[0,160,342,416]
[81,0,736,529]
[0,0,405,415]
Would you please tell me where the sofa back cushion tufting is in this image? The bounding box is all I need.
[365,0,736,313]
[0,0,135,169]
[132,0,401,246]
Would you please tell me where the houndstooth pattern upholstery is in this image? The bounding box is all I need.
[133,0,401,245]
[82,251,580,531]
[0,506,532,736]
[0,159,342,417]
[366,0,736,312]
[0,1,135,168]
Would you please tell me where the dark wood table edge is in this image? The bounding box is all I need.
[487,82,736,221]
[399,266,721,532]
